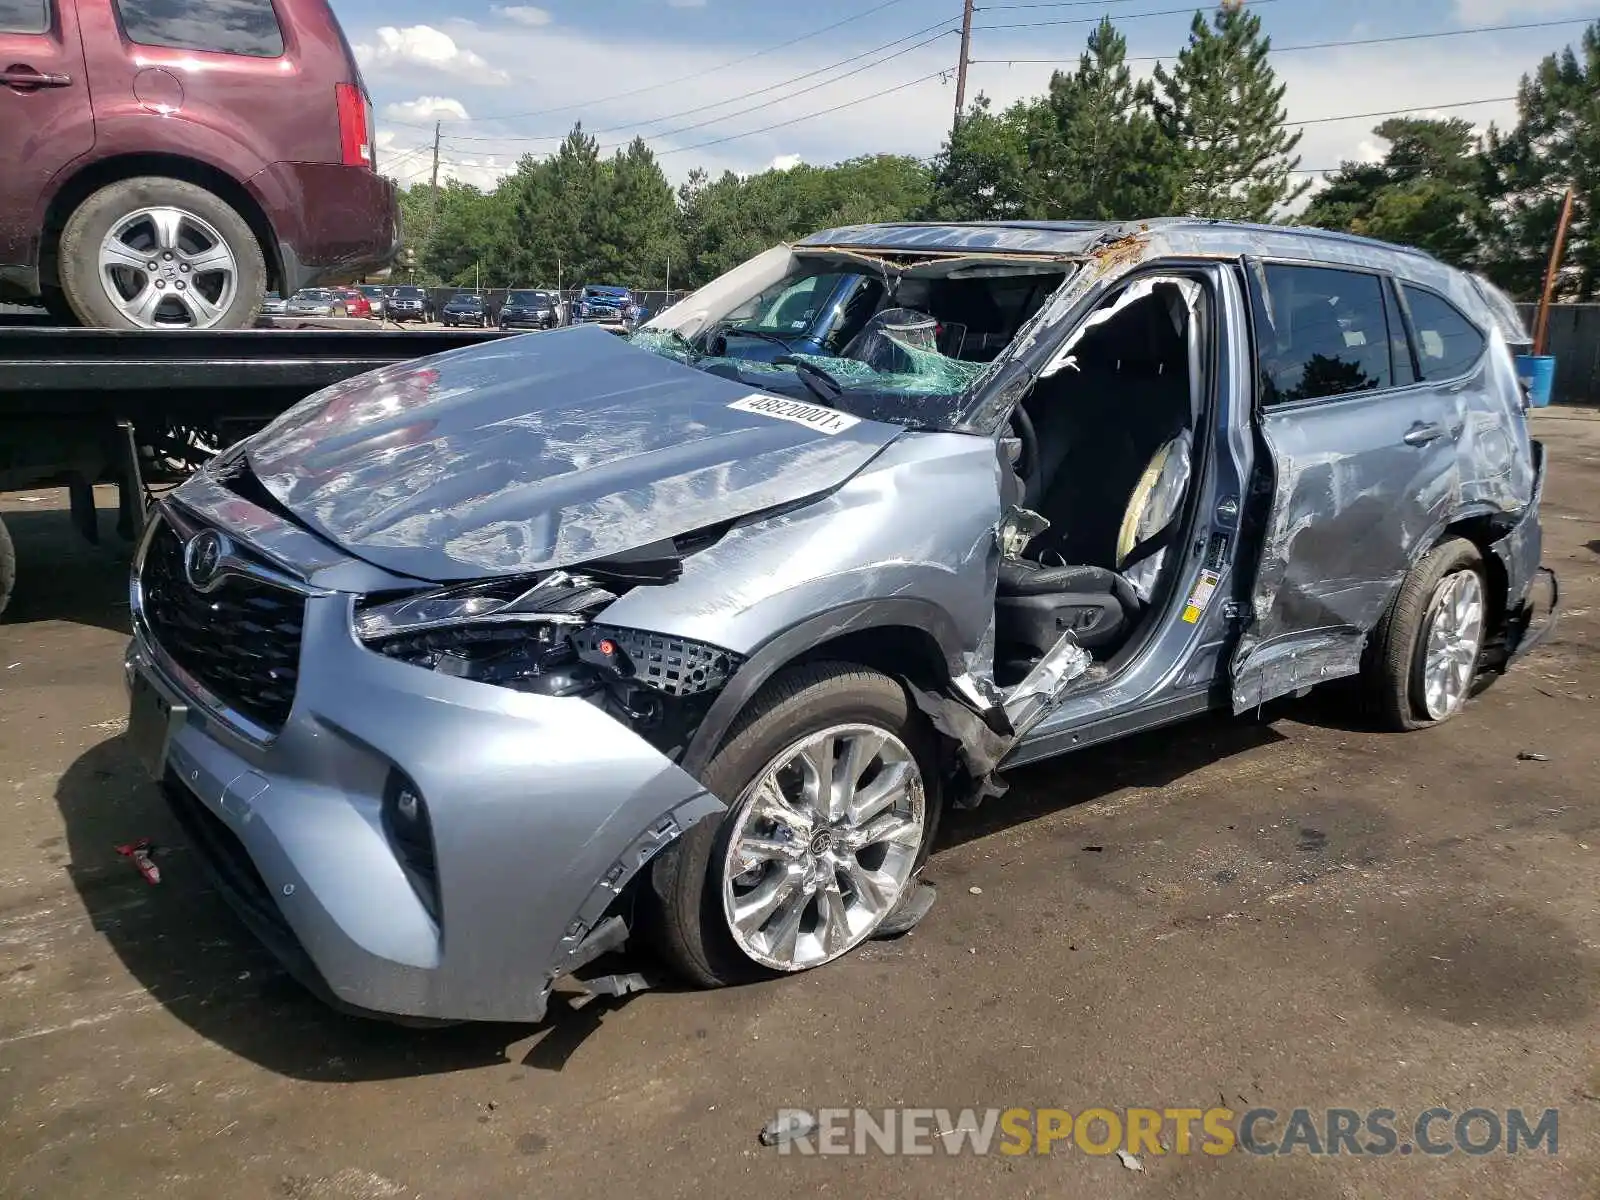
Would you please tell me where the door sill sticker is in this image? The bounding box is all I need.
[1182,568,1222,624]
[728,393,859,435]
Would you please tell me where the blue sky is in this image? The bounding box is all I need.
[334,0,1600,192]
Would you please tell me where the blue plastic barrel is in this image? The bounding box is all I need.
[1516,354,1556,407]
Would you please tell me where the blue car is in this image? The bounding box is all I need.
[575,285,634,324]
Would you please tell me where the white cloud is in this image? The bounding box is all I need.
[494,5,552,26]
[1454,0,1590,22]
[346,11,1578,191]
[767,154,802,171]
[354,25,509,85]
[384,95,470,122]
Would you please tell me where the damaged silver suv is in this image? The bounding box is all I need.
[124,220,1556,1023]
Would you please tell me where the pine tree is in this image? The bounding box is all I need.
[1030,18,1170,219]
[1479,20,1600,300]
[596,138,679,287]
[1153,6,1306,221]
[1301,118,1486,268]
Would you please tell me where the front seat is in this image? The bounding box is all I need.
[996,430,1192,661]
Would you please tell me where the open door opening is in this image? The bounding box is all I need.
[994,275,1210,692]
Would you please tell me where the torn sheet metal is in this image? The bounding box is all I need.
[1002,633,1092,738]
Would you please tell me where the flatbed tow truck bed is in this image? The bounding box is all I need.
[0,324,511,615]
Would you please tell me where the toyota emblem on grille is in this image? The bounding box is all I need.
[183,530,231,590]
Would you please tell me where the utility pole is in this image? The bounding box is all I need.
[953,0,975,130]
[425,121,442,248]
[1533,185,1576,356]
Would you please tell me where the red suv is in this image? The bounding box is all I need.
[0,0,398,329]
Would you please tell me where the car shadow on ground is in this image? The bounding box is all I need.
[938,710,1288,849]
[55,711,1288,1082]
[1,505,132,635]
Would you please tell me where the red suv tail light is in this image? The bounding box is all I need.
[336,83,372,169]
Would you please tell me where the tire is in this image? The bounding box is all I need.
[58,176,265,330]
[646,662,943,987]
[0,515,14,619]
[1363,536,1488,731]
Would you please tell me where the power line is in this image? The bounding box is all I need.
[972,14,1599,62]
[435,18,960,145]
[427,0,920,125]
[976,0,1279,33]
[655,66,955,157]
[983,0,1209,7]
[1285,95,1515,128]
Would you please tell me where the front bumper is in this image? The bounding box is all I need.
[125,559,721,1023]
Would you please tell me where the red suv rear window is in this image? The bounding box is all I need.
[114,0,285,58]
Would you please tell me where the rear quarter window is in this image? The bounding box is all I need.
[0,0,49,34]
[114,0,285,58]
[1402,285,1487,380]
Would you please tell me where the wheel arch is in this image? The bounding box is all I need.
[677,600,965,780]
[1412,508,1513,637]
[40,153,282,295]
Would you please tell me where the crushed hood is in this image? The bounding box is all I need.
[243,325,903,582]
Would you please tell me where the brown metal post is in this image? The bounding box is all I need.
[1533,185,1576,357]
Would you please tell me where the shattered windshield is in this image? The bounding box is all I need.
[628,255,1072,431]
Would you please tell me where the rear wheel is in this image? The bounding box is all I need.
[1364,537,1488,731]
[647,663,942,987]
[58,176,265,330]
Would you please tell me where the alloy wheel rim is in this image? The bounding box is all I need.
[98,206,238,328]
[1420,569,1485,720]
[721,723,925,971]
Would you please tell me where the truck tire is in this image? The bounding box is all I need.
[58,176,266,330]
[0,515,15,619]
[646,662,943,987]
[1363,536,1488,731]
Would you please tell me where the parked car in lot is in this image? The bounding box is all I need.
[284,288,346,317]
[385,285,430,323]
[0,0,397,329]
[440,292,489,327]
[574,284,633,325]
[357,284,387,318]
[261,291,287,316]
[334,288,372,318]
[498,288,559,330]
[125,219,1555,1024]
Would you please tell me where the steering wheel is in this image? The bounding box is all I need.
[1009,404,1041,509]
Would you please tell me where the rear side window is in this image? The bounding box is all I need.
[1403,286,1487,380]
[114,0,285,58]
[1252,264,1395,405]
[0,0,48,34]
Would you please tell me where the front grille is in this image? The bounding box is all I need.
[139,521,305,732]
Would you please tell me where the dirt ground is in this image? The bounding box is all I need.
[1,410,1597,1199]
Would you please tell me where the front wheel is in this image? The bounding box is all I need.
[647,662,942,987]
[57,176,265,329]
[1363,536,1489,731]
